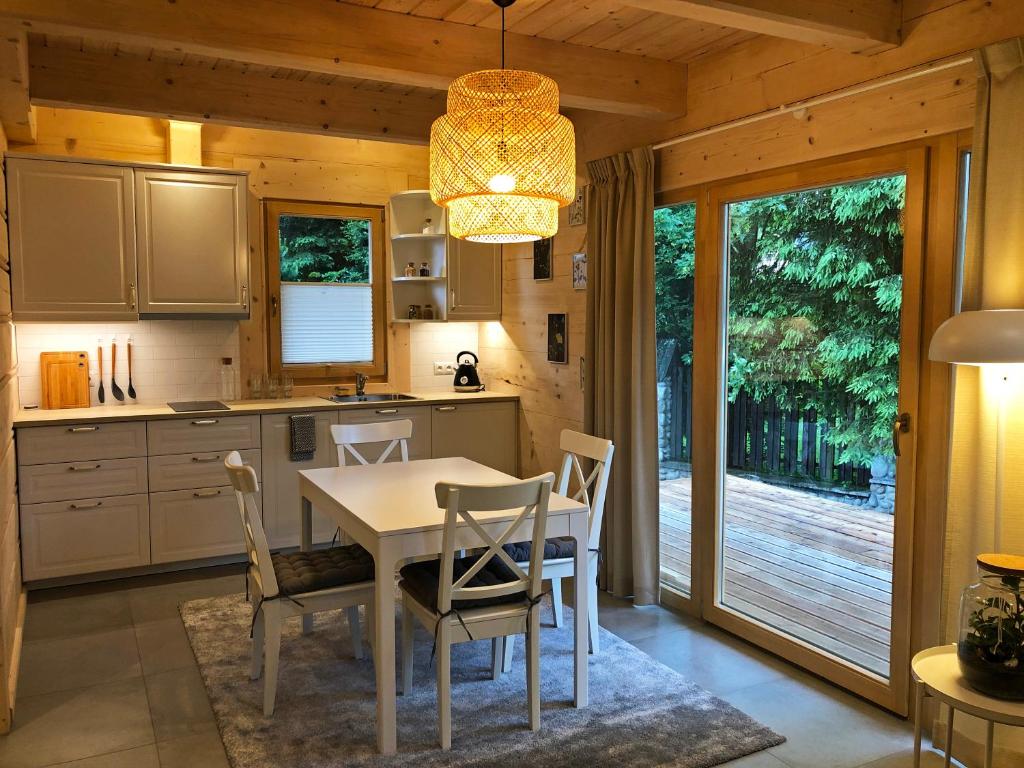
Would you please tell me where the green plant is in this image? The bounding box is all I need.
[279,214,371,284]
[961,576,1024,667]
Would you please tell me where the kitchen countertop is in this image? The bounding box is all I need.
[13,389,519,427]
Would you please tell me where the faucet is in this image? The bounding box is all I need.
[355,373,368,397]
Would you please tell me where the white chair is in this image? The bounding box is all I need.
[224,451,375,716]
[331,419,413,466]
[399,473,555,750]
[494,429,614,676]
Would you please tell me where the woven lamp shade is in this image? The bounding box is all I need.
[430,69,576,243]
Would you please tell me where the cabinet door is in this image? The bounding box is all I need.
[7,158,138,320]
[149,486,248,564]
[135,170,249,316]
[447,239,501,321]
[338,405,431,461]
[430,401,517,475]
[260,412,340,549]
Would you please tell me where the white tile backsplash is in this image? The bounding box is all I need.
[16,320,241,407]
[409,323,481,391]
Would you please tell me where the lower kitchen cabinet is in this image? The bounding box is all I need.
[430,401,517,475]
[150,486,248,564]
[20,494,150,581]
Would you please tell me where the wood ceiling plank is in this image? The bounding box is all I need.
[2,0,686,117]
[0,24,34,141]
[565,7,653,48]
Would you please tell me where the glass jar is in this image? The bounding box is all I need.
[422,304,434,320]
[404,262,416,278]
[219,357,236,402]
[419,262,430,277]
[957,554,1024,700]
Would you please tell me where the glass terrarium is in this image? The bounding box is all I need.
[957,554,1024,700]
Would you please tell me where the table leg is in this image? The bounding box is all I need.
[944,705,954,768]
[301,497,314,635]
[571,511,589,708]
[373,545,399,755]
[913,681,923,768]
[984,720,994,768]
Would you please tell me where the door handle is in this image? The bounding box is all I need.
[241,284,248,310]
[193,489,222,498]
[69,501,103,510]
[129,282,137,310]
[191,419,220,426]
[892,412,910,457]
[437,406,456,412]
[67,426,99,433]
[375,408,398,414]
[191,454,221,463]
[68,463,101,472]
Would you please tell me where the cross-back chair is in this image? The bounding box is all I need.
[398,473,555,750]
[331,419,413,466]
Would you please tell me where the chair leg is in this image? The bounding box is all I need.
[250,607,265,681]
[550,577,564,628]
[263,603,283,717]
[526,609,541,731]
[401,601,414,695]
[588,561,600,654]
[347,606,364,660]
[501,634,515,674]
[436,623,452,750]
[491,638,503,681]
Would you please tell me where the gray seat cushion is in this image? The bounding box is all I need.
[271,545,374,595]
[400,555,526,612]
[502,536,576,563]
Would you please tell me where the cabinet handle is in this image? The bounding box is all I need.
[241,284,248,310]
[191,454,221,463]
[450,289,456,309]
[67,426,99,433]
[191,419,220,426]
[68,463,101,472]
[375,408,399,414]
[129,282,137,310]
[193,489,222,498]
[437,406,456,412]
[69,501,103,510]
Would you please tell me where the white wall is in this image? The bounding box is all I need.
[408,322,481,392]
[15,320,240,407]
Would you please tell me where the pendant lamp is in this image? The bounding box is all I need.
[429,0,576,243]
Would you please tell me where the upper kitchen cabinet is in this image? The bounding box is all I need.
[135,170,249,316]
[6,155,250,321]
[7,158,138,321]
[447,237,501,321]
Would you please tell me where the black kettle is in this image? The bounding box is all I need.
[453,351,483,392]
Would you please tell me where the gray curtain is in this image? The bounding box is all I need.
[584,146,659,605]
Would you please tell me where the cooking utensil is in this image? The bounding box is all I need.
[110,337,125,401]
[97,341,105,404]
[453,350,483,392]
[40,352,90,409]
[127,336,137,400]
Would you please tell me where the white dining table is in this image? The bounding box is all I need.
[297,456,591,755]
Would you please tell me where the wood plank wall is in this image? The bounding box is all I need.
[0,121,24,733]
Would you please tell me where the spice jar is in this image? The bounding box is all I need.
[419,262,430,277]
[403,262,416,278]
[407,304,420,320]
[422,304,434,320]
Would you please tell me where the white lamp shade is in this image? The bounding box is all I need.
[928,309,1024,364]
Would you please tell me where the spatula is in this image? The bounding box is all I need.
[127,336,137,400]
[97,340,105,404]
[110,337,125,402]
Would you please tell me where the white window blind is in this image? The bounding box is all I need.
[280,283,373,364]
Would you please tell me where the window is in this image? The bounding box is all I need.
[265,200,386,381]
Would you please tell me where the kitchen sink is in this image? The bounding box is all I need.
[323,393,420,404]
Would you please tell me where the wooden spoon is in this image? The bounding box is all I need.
[97,342,105,404]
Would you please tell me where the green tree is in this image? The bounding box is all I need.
[279,215,371,283]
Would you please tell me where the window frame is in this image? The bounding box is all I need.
[264,199,387,382]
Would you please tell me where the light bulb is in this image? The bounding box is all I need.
[487,174,516,193]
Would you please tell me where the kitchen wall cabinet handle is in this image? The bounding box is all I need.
[193,489,222,498]
[191,454,221,463]
[69,501,103,510]
[437,406,457,412]
[129,282,137,310]
[67,426,99,433]
[241,284,248,310]
[68,463,101,472]
[191,419,220,426]
[375,408,399,414]
[450,289,456,309]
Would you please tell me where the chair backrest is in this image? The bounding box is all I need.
[556,429,615,550]
[224,451,280,597]
[330,419,413,466]
[433,473,555,615]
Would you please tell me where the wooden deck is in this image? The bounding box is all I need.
[659,473,894,677]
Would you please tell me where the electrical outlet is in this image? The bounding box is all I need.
[434,361,454,376]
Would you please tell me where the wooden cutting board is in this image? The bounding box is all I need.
[40,351,90,409]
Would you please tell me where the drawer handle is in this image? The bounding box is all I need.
[68,463,101,472]
[69,501,103,510]
[375,408,399,414]
[191,419,220,426]
[437,406,457,412]
[191,454,221,463]
[67,426,99,433]
[193,489,222,498]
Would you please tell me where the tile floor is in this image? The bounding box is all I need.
[0,565,949,768]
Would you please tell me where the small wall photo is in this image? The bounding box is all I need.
[547,313,568,364]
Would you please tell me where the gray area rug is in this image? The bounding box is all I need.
[181,594,784,767]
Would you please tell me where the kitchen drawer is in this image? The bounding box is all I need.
[20,457,148,504]
[20,493,150,581]
[150,486,248,564]
[338,405,431,462]
[17,420,147,465]
[149,448,261,493]
[148,415,260,456]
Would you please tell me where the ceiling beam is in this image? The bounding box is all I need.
[0,0,687,118]
[28,43,445,145]
[0,23,34,141]
[626,0,901,54]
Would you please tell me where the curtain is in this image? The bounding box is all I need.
[584,146,659,605]
[940,38,1024,762]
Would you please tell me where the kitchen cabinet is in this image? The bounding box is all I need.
[430,401,517,475]
[447,238,501,321]
[7,158,138,320]
[135,170,249,316]
[150,486,249,564]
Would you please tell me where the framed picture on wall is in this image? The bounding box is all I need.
[547,313,568,364]
[569,188,586,227]
[533,237,553,281]
[572,252,587,290]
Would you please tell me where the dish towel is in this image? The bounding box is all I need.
[289,414,316,462]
